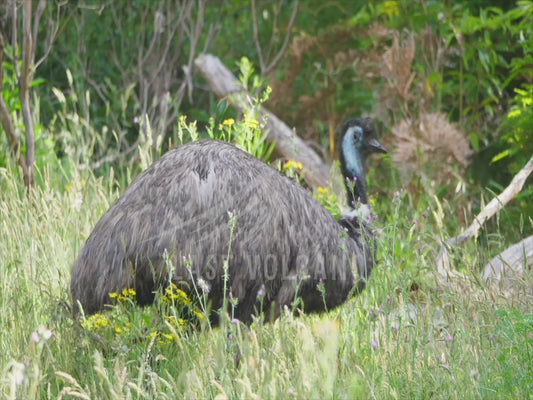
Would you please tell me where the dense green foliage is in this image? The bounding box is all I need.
[4,0,532,231]
[1,0,532,398]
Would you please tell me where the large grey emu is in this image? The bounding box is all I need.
[71,118,386,323]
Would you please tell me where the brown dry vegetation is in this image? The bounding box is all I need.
[267,21,473,197]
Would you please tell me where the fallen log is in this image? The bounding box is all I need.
[482,234,533,297]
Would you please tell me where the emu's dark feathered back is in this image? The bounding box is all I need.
[71,139,375,323]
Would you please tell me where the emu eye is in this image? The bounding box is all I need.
[347,126,364,146]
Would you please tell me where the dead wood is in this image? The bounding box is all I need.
[194,53,330,188]
[482,234,533,297]
[435,155,533,283]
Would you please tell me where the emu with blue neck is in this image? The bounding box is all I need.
[339,118,387,207]
[70,117,387,324]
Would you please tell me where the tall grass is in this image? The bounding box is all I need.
[0,144,531,399]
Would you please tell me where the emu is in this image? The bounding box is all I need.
[71,118,386,324]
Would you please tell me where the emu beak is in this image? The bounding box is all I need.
[367,138,387,154]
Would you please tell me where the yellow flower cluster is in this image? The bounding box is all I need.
[243,113,260,129]
[314,186,341,219]
[114,322,131,335]
[284,160,304,171]
[192,309,205,320]
[81,313,110,331]
[162,283,191,306]
[147,330,175,345]
[222,118,235,126]
[383,1,400,17]
[165,315,186,328]
[109,288,137,303]
[317,186,329,195]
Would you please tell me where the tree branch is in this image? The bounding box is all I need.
[435,155,533,280]
[263,0,298,76]
[251,0,266,73]
[31,0,46,63]
[251,0,299,76]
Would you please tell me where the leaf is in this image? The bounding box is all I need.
[469,132,480,152]
[491,149,510,163]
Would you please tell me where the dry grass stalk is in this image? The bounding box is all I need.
[382,35,416,101]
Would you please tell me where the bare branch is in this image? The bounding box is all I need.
[31,0,46,63]
[435,155,533,280]
[34,0,65,70]
[264,0,298,76]
[251,0,299,76]
[251,0,266,73]
[265,0,280,62]
[184,0,205,104]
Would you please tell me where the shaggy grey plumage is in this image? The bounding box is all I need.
[71,118,385,323]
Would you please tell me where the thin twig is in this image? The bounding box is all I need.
[251,0,299,76]
[251,0,266,73]
[264,0,299,76]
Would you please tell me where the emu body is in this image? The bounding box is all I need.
[71,120,384,323]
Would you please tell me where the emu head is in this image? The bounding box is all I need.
[339,118,387,206]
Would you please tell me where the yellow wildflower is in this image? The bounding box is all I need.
[121,288,136,299]
[163,283,191,305]
[114,323,131,335]
[160,333,174,342]
[165,316,186,332]
[244,115,260,129]
[193,309,205,320]
[109,288,136,303]
[222,118,235,126]
[317,186,329,195]
[147,330,159,340]
[81,313,110,331]
[383,1,400,17]
[284,160,304,171]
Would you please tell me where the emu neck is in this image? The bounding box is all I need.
[341,132,368,206]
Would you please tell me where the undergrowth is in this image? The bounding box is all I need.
[0,129,531,398]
